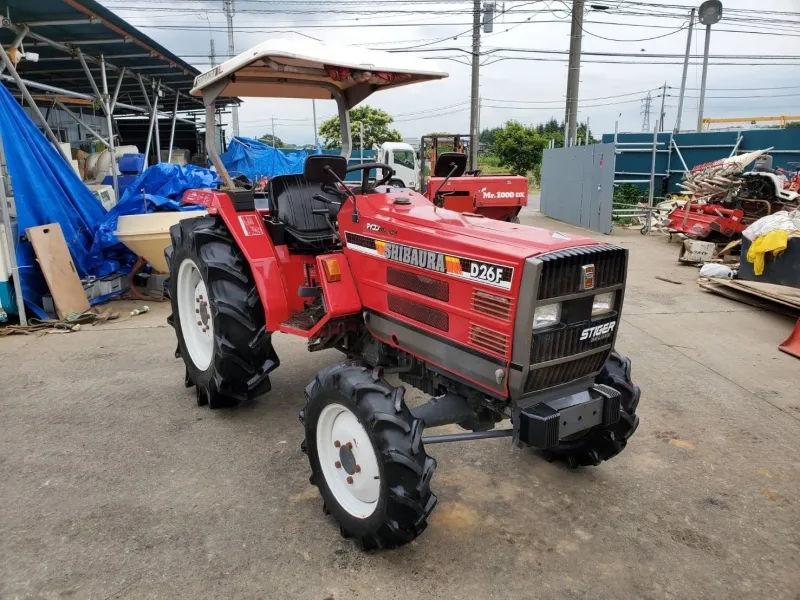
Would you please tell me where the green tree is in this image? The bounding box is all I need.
[318,105,402,149]
[494,121,547,176]
[479,126,504,150]
[257,133,284,147]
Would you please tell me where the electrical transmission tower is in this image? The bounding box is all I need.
[223,0,239,136]
[640,92,652,132]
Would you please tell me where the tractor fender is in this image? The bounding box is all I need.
[182,189,291,330]
[316,253,361,318]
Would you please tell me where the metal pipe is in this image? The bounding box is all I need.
[670,139,690,174]
[0,24,28,76]
[136,73,151,110]
[109,66,126,113]
[25,18,94,26]
[728,131,742,158]
[76,49,104,110]
[646,126,658,234]
[100,55,119,200]
[312,99,318,147]
[0,172,27,326]
[153,85,162,164]
[334,90,351,160]
[0,45,70,163]
[421,429,514,444]
[0,73,92,100]
[53,100,109,146]
[674,8,695,132]
[696,23,712,132]
[167,92,179,163]
[142,83,160,169]
[205,103,234,189]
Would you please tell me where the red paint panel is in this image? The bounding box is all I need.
[316,253,362,317]
[182,189,289,331]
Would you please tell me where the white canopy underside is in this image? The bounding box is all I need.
[191,39,448,105]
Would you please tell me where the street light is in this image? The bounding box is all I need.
[696,0,723,132]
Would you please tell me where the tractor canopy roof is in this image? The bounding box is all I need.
[190,39,448,108]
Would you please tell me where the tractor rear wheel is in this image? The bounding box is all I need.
[300,363,437,550]
[166,215,279,408]
[545,351,640,468]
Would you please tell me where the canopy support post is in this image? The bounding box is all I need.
[143,81,160,169]
[201,78,234,189]
[333,90,351,161]
[99,55,119,200]
[167,92,180,163]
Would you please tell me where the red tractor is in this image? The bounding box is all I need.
[420,134,529,222]
[168,40,641,550]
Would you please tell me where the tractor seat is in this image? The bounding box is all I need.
[268,173,336,251]
[433,152,468,177]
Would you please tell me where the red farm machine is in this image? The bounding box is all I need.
[419,134,529,222]
[664,150,800,241]
[168,40,641,550]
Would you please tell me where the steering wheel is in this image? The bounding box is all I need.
[346,162,395,192]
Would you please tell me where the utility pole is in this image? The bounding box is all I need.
[469,0,481,171]
[312,99,319,147]
[641,92,652,132]
[674,7,695,132]
[209,38,216,68]
[658,81,667,131]
[271,116,275,148]
[223,0,239,137]
[564,0,585,147]
[360,121,365,164]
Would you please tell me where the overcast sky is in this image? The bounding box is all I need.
[100,0,800,145]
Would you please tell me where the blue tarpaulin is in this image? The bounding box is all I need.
[220,136,320,182]
[92,163,216,259]
[0,83,108,318]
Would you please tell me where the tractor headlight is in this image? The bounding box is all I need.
[532,303,561,330]
[592,292,615,316]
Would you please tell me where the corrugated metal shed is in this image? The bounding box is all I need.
[0,0,230,112]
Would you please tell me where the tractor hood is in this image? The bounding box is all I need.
[363,191,601,261]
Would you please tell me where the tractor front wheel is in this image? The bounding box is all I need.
[545,351,640,468]
[166,215,279,408]
[300,363,437,550]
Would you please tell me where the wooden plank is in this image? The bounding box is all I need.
[721,279,800,308]
[26,224,89,319]
[699,283,800,317]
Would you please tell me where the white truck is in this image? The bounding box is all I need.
[373,141,418,190]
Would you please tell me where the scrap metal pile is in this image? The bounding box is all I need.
[664,150,800,241]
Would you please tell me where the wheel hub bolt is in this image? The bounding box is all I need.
[197,321,202,326]
[346,476,354,484]
[354,465,361,473]
[334,440,341,448]
[346,442,353,450]
[335,461,342,469]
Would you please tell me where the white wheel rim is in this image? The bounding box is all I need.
[317,403,381,519]
[177,258,214,371]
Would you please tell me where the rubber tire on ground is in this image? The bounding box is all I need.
[390,179,405,188]
[300,363,437,550]
[509,215,521,224]
[545,351,641,468]
[165,215,279,408]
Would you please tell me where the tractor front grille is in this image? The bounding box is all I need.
[524,351,608,394]
[469,324,509,358]
[538,245,626,300]
[521,245,627,394]
[530,313,617,364]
